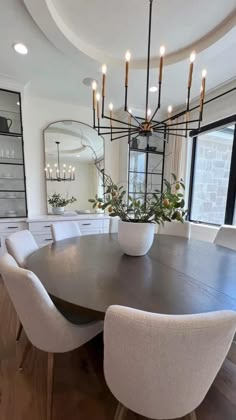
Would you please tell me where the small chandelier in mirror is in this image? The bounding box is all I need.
[45,141,75,182]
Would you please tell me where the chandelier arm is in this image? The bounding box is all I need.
[127,110,142,128]
[103,115,138,129]
[94,125,137,130]
[134,115,160,125]
[145,0,153,121]
[149,104,160,124]
[99,129,138,136]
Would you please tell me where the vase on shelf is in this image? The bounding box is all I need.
[118,220,154,257]
[52,207,64,215]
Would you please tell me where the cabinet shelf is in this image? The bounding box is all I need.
[0,159,23,165]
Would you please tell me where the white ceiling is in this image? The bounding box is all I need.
[0,0,235,117]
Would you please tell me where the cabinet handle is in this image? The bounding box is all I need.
[7,226,19,229]
[82,223,91,226]
[44,225,51,228]
[44,238,52,241]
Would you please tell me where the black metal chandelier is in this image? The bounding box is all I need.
[91,0,207,142]
[45,141,75,181]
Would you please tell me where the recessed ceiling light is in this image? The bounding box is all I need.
[13,43,28,55]
[149,86,158,92]
[76,155,80,158]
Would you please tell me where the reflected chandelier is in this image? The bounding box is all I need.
[45,141,75,181]
[90,0,207,142]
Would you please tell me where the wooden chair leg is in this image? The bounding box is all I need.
[47,352,54,420]
[19,340,31,371]
[16,321,23,342]
[114,402,128,420]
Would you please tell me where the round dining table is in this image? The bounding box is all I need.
[26,234,236,320]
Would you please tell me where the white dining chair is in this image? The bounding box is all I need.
[5,229,39,341]
[214,225,236,251]
[158,221,191,238]
[51,221,81,242]
[0,253,103,420]
[104,305,236,420]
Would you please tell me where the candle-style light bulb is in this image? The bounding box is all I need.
[168,105,172,117]
[190,51,196,63]
[147,108,152,117]
[92,80,97,110]
[160,45,165,57]
[125,50,131,87]
[159,45,165,83]
[47,164,50,168]
[109,102,113,127]
[102,65,107,99]
[45,168,47,172]
[200,69,207,113]
[96,93,101,119]
[188,51,196,89]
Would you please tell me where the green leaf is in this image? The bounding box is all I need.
[171,173,177,181]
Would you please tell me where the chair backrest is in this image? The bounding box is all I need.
[158,221,191,238]
[104,305,236,419]
[214,225,236,251]
[5,230,38,268]
[0,253,91,353]
[51,221,81,242]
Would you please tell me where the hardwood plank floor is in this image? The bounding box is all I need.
[0,278,235,420]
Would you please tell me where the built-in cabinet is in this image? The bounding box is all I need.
[0,215,110,255]
[0,89,27,218]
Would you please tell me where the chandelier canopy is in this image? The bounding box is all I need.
[91,0,207,142]
[45,141,75,182]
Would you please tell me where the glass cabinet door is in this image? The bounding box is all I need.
[0,89,27,218]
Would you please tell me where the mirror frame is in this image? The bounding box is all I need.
[43,120,105,215]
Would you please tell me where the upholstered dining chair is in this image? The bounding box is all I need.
[214,225,236,251]
[51,221,81,242]
[104,305,236,420]
[158,221,191,238]
[5,229,39,341]
[0,253,103,420]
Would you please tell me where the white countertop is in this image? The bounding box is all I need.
[27,213,110,222]
[0,218,27,223]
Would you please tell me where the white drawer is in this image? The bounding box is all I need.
[28,221,52,233]
[0,221,27,233]
[34,234,53,247]
[78,219,104,229]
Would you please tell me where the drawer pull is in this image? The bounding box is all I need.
[7,226,19,229]
[44,238,52,241]
[82,223,91,226]
[44,225,51,228]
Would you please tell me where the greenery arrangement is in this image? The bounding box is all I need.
[89,172,187,224]
[48,193,77,208]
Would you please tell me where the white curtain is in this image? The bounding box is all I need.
[164,117,188,183]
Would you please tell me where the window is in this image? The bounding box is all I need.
[189,116,236,226]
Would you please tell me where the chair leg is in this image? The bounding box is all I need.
[47,352,54,420]
[19,340,31,371]
[16,321,23,342]
[114,402,128,420]
[186,411,197,420]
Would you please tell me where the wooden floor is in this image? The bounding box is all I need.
[0,278,236,420]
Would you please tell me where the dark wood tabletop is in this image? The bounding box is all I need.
[26,234,236,319]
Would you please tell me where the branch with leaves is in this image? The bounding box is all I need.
[89,172,187,224]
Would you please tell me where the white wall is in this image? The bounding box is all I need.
[22,93,119,216]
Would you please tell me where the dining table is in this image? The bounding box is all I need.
[26,233,236,321]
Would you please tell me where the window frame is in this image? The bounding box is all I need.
[188,114,236,226]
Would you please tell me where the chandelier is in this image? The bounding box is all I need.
[45,141,75,181]
[90,0,207,142]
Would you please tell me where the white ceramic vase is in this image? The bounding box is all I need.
[118,220,155,256]
[52,207,65,215]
